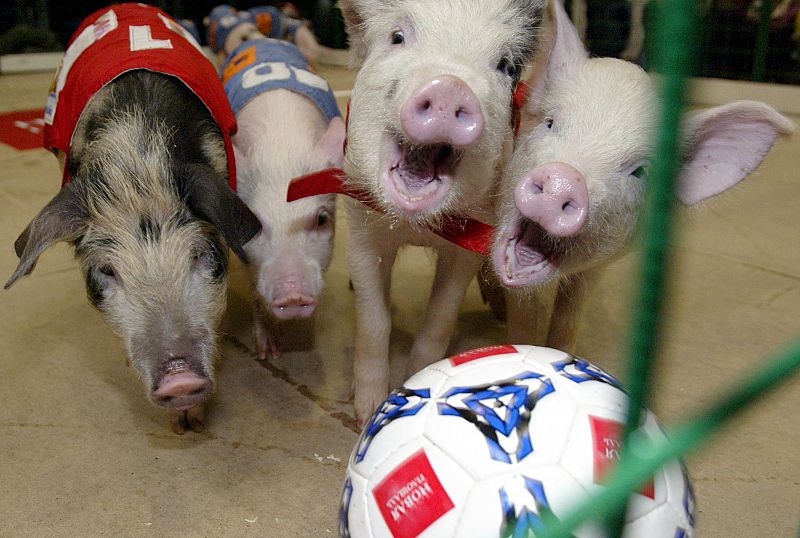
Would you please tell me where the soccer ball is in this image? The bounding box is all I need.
[340,345,695,538]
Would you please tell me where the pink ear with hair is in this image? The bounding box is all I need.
[524,0,589,117]
[337,0,375,67]
[678,101,795,205]
[315,117,346,168]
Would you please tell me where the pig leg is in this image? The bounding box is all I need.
[406,246,482,377]
[621,0,649,61]
[252,297,281,360]
[505,285,553,346]
[546,269,602,352]
[478,260,507,321]
[349,220,399,424]
[168,403,206,435]
[293,25,320,64]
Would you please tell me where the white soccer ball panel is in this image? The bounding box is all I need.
[549,359,629,413]
[623,502,694,538]
[404,364,452,392]
[423,359,579,478]
[659,453,695,529]
[364,441,473,538]
[341,473,372,538]
[518,345,575,367]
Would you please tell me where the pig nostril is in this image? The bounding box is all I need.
[421,100,431,112]
[563,201,577,214]
[531,182,544,195]
[190,387,205,396]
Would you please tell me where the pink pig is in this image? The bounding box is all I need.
[491,0,795,350]
[221,37,346,359]
[338,0,547,423]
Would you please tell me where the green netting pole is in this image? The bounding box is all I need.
[618,0,698,466]
[753,0,774,81]
[535,340,800,538]
[607,0,698,534]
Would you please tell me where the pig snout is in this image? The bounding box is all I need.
[151,358,212,411]
[400,76,484,147]
[269,280,317,320]
[514,162,589,236]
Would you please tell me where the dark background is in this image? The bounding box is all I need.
[1,0,799,84]
[0,0,348,51]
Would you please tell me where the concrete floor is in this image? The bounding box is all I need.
[0,66,798,537]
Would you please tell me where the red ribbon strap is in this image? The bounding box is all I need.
[287,168,495,256]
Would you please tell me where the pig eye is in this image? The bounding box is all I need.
[193,248,225,280]
[98,264,116,278]
[631,164,650,180]
[390,30,404,45]
[545,118,554,129]
[193,250,211,269]
[497,57,518,80]
[316,208,332,228]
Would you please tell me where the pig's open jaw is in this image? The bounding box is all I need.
[381,136,461,215]
[494,217,559,287]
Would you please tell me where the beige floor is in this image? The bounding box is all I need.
[0,67,798,537]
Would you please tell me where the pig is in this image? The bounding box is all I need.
[337,0,547,423]
[205,4,349,68]
[219,35,346,359]
[4,4,261,434]
[491,0,795,351]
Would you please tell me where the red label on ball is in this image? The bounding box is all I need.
[372,449,455,538]
[448,345,518,367]
[589,416,655,499]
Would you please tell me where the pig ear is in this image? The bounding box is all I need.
[337,0,373,67]
[677,100,795,205]
[5,181,87,290]
[524,0,589,115]
[314,117,346,168]
[178,163,262,263]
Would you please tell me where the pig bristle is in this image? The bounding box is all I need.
[66,73,229,399]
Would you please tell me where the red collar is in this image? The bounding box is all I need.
[286,168,495,256]
[513,81,529,137]
[284,82,529,257]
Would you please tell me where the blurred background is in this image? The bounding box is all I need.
[565,0,800,84]
[2,0,799,84]
[0,1,348,55]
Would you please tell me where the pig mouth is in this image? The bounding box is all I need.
[494,217,559,287]
[270,293,318,320]
[382,138,461,215]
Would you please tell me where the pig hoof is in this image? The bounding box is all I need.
[168,405,206,435]
[253,314,281,361]
[254,334,281,360]
[186,404,206,433]
[169,411,188,435]
[354,389,386,427]
[252,322,281,360]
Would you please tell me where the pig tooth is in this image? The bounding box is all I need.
[505,240,518,278]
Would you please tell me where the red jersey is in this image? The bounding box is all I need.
[44,3,238,190]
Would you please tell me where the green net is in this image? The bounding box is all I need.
[531,1,800,536]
